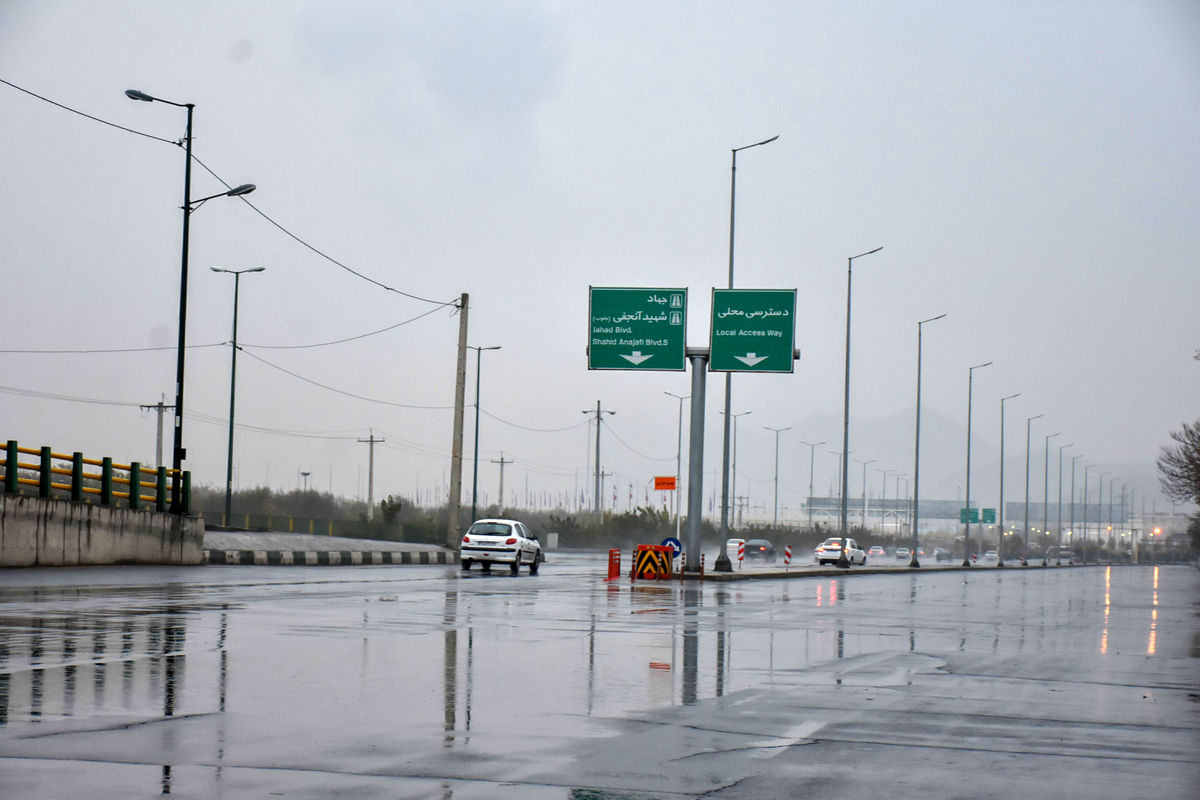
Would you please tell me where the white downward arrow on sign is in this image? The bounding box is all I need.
[621,351,653,365]
[734,353,768,367]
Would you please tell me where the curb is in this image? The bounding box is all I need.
[202,549,457,566]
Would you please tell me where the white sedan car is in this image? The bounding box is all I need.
[460,519,543,575]
[813,537,867,566]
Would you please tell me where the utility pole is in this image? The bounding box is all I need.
[140,394,175,468]
[582,402,615,513]
[490,452,513,514]
[447,293,469,546]
[358,429,384,520]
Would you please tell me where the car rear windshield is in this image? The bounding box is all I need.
[468,523,512,536]
[820,538,842,546]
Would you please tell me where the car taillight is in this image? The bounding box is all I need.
[462,535,470,543]
[759,546,766,551]
[505,538,517,545]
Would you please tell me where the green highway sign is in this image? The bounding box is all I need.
[981,508,996,524]
[588,287,687,371]
[709,288,797,372]
[960,508,979,524]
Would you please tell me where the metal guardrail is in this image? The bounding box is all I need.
[2,439,190,514]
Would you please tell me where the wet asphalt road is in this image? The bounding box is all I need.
[0,554,1196,799]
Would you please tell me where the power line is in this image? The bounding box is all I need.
[238,350,454,410]
[479,408,589,433]
[0,343,224,355]
[2,76,458,308]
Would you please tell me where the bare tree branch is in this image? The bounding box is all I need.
[1157,419,1200,505]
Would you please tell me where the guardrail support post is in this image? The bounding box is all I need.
[39,446,52,497]
[101,458,113,506]
[71,452,84,502]
[4,441,17,493]
[129,462,141,509]
[156,467,168,512]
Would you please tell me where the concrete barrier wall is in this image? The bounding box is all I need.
[0,493,204,567]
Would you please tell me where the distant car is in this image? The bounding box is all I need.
[867,545,885,558]
[726,538,746,562]
[895,547,912,560]
[743,538,777,563]
[460,518,542,575]
[932,548,952,562]
[814,537,866,566]
[984,550,999,562]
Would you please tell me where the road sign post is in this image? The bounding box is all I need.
[709,289,797,372]
[589,287,687,371]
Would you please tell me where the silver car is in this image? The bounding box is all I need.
[460,518,543,574]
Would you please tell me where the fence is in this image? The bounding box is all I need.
[2,439,191,515]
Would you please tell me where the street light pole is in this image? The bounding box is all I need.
[1069,453,1083,554]
[839,246,883,567]
[764,426,791,525]
[798,440,826,531]
[997,393,1020,565]
[126,88,255,514]
[665,391,689,539]
[1056,441,1073,563]
[962,361,993,567]
[1041,431,1062,565]
[583,402,615,513]
[468,345,501,521]
[211,266,265,525]
[911,313,946,567]
[721,410,751,530]
[877,468,894,535]
[1083,464,1094,562]
[854,457,875,532]
[1022,413,1045,563]
[721,135,779,547]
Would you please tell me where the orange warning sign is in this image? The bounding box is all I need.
[654,476,677,491]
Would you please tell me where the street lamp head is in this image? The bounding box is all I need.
[850,246,884,261]
[735,134,780,152]
[970,360,993,371]
[226,183,256,197]
[125,89,155,102]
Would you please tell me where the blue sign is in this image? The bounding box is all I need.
[661,537,682,558]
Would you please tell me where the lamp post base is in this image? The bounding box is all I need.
[712,553,733,573]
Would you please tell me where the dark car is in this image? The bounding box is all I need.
[742,538,777,563]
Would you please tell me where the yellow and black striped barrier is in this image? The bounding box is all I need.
[633,545,673,580]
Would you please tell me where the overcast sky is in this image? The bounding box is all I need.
[3,1,1197,523]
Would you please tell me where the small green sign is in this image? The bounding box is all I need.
[709,289,797,373]
[981,508,996,524]
[588,287,687,371]
[960,508,979,524]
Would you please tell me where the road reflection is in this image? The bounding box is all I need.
[0,558,1190,798]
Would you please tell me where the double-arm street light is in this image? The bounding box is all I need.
[997,393,1020,565]
[1055,441,1073,564]
[126,88,255,513]
[720,410,752,529]
[665,391,689,539]
[854,457,875,530]
[1041,431,1062,562]
[721,135,779,547]
[910,313,946,567]
[798,439,826,530]
[1022,413,1045,563]
[468,345,502,521]
[839,246,884,567]
[764,426,791,525]
[962,360,993,567]
[211,266,265,524]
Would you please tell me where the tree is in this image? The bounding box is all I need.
[1157,419,1200,505]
